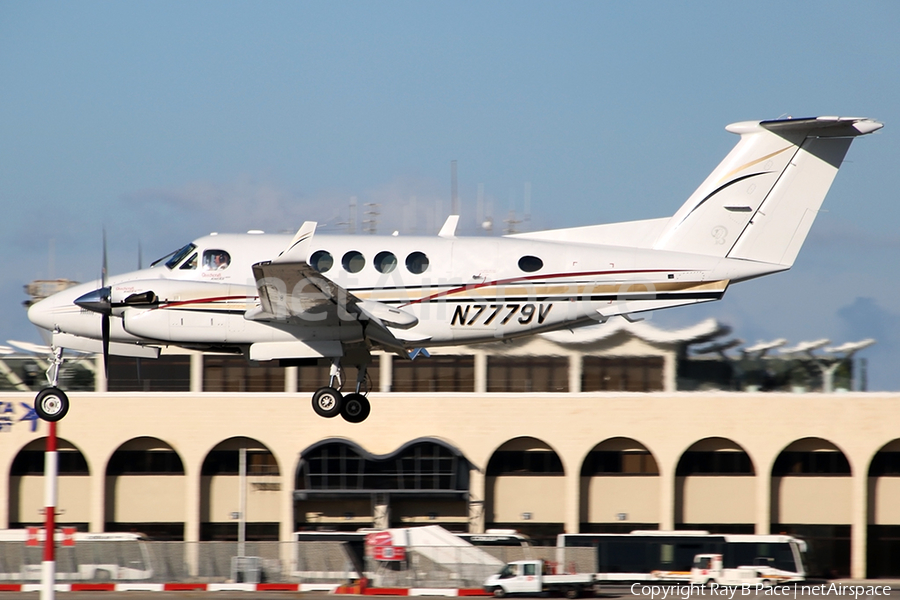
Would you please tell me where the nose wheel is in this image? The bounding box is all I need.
[34,346,70,422]
[35,387,69,422]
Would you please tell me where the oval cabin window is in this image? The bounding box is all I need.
[342,251,366,274]
[310,250,334,273]
[374,251,398,274]
[406,251,429,274]
[518,255,543,273]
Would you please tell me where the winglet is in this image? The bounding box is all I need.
[438,215,459,238]
[275,221,317,263]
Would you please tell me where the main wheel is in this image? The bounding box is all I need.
[341,393,371,423]
[311,387,343,418]
[34,387,69,422]
[565,586,581,599]
[492,587,506,598]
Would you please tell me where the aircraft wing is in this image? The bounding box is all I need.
[250,222,420,356]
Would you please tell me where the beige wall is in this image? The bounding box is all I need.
[582,476,659,524]
[10,476,91,523]
[488,476,566,523]
[3,390,900,578]
[202,475,283,522]
[106,476,186,522]
[869,477,900,525]
[678,476,755,524]
[773,476,851,524]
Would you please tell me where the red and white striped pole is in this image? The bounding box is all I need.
[41,420,57,600]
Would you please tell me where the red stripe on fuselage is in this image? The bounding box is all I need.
[159,295,257,309]
[403,268,682,306]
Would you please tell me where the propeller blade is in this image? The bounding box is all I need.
[102,229,108,288]
[101,314,110,378]
[138,240,143,270]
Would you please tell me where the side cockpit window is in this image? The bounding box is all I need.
[159,243,197,270]
[180,253,198,270]
[203,249,231,271]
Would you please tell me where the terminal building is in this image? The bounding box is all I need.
[1,318,897,579]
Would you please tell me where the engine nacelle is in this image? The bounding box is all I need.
[109,279,257,316]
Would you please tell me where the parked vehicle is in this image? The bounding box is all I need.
[690,554,777,587]
[0,530,152,581]
[558,531,806,583]
[484,559,597,598]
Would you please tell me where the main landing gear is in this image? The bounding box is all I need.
[311,359,371,424]
[34,347,70,422]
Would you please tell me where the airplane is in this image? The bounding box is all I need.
[26,115,882,423]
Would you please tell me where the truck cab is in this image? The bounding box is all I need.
[485,559,596,598]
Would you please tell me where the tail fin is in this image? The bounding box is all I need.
[654,116,882,266]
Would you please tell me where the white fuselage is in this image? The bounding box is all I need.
[28,231,782,355]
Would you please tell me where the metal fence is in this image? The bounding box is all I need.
[0,540,596,587]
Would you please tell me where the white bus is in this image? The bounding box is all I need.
[0,530,153,581]
[557,531,806,583]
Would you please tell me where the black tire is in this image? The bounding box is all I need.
[492,587,506,598]
[565,587,580,599]
[341,393,371,423]
[34,387,69,422]
[311,387,343,418]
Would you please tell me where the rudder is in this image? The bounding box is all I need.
[654,116,881,265]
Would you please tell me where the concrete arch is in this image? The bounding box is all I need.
[771,436,852,578]
[199,436,281,541]
[866,438,900,577]
[675,436,755,532]
[579,437,660,532]
[105,436,186,540]
[485,435,566,473]
[772,437,852,476]
[8,437,90,528]
[294,437,473,530]
[676,436,757,475]
[105,436,186,473]
[485,436,565,543]
[579,436,660,475]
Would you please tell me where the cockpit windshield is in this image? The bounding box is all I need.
[151,243,198,269]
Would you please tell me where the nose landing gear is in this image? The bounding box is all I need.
[34,347,70,422]
[310,359,372,423]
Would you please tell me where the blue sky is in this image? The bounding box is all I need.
[2,1,898,388]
